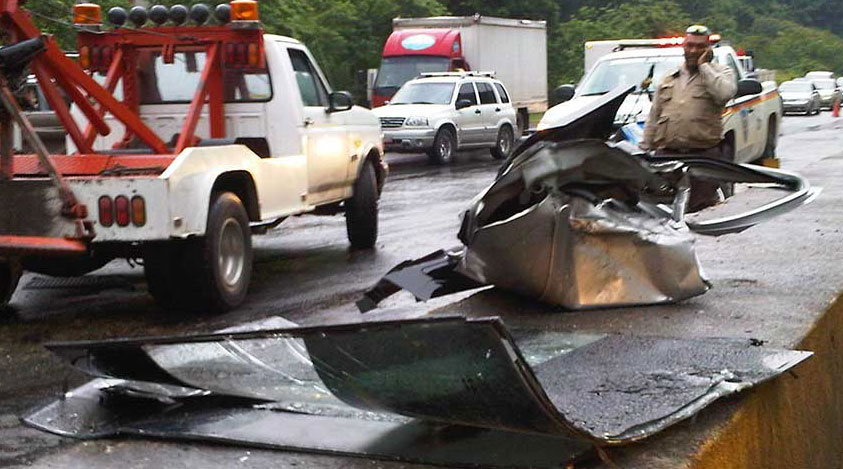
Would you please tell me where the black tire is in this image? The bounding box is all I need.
[346,162,378,249]
[0,259,21,307]
[490,125,514,160]
[720,137,736,199]
[145,192,252,314]
[760,116,777,160]
[427,127,455,165]
[515,108,529,136]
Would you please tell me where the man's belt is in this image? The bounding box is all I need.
[660,147,712,154]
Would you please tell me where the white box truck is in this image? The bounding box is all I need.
[372,15,547,133]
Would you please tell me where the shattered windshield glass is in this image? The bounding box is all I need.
[26,315,811,469]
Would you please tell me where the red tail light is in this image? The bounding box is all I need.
[131,196,146,227]
[114,196,130,226]
[98,196,113,227]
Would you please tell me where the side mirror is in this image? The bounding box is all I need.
[328,91,354,113]
[736,79,762,98]
[455,99,473,110]
[551,84,576,106]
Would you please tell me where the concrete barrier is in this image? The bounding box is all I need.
[691,294,843,469]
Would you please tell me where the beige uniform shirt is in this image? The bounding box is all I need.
[641,62,737,150]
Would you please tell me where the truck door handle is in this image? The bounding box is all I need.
[474,109,481,115]
[303,117,314,127]
[495,107,501,112]
[747,108,755,114]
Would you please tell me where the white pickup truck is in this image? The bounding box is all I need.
[0,4,386,314]
[541,38,783,165]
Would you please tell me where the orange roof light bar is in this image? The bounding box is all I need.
[73,3,102,25]
[230,0,259,21]
[656,34,721,48]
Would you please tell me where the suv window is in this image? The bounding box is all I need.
[288,48,328,107]
[476,82,497,104]
[457,82,477,105]
[494,83,510,103]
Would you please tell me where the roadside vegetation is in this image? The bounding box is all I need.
[31,0,843,96]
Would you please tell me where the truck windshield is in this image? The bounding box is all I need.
[374,56,450,92]
[579,56,683,96]
[137,50,272,104]
[390,82,455,105]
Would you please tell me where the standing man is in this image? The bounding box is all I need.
[641,25,737,211]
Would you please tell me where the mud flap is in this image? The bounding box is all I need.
[25,317,810,467]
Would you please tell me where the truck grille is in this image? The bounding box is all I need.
[379,117,405,129]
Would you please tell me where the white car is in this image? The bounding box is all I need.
[373,72,518,164]
[540,41,783,165]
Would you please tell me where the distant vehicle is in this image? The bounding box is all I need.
[373,16,547,134]
[779,80,821,115]
[541,36,783,165]
[372,71,517,164]
[805,71,834,80]
[808,78,839,109]
[735,50,775,82]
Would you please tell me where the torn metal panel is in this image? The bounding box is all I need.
[356,249,483,313]
[26,316,810,467]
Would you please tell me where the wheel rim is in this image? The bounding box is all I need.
[218,218,246,290]
[438,134,452,161]
[498,128,512,155]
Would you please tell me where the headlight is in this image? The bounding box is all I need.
[404,116,429,127]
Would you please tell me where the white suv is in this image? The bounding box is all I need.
[373,72,518,164]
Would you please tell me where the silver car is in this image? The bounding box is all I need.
[779,80,821,115]
[810,78,840,109]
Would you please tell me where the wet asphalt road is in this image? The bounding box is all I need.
[1,111,842,467]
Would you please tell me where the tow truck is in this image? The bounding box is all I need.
[543,35,783,166]
[0,1,387,313]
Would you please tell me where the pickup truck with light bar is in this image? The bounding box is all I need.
[0,1,386,313]
[542,35,783,166]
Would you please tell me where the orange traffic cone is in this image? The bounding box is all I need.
[833,96,840,118]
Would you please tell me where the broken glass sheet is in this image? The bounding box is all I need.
[26,316,810,468]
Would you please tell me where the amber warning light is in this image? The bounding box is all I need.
[231,0,259,21]
[73,3,102,25]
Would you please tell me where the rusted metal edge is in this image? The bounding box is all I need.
[0,235,88,256]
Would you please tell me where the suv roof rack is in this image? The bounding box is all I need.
[419,71,496,79]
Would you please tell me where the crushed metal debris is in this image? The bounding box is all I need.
[360,85,816,312]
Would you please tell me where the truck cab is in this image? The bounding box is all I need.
[541,37,782,165]
[0,1,386,313]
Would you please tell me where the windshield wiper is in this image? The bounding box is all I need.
[411,101,435,104]
[580,91,609,97]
